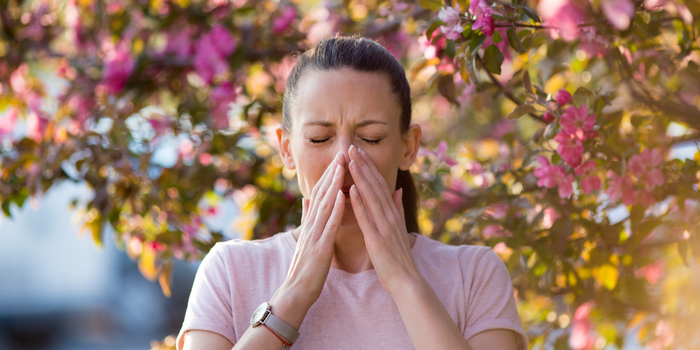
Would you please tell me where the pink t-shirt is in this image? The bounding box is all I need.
[176,231,528,349]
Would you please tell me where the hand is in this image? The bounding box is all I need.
[347,144,423,295]
[269,152,346,316]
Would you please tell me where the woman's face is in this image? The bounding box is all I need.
[277,68,421,226]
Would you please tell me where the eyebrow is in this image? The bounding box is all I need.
[303,120,388,127]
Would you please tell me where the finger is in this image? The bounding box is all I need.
[348,148,400,233]
[392,188,406,230]
[319,189,345,247]
[349,184,378,239]
[310,163,345,240]
[307,154,342,227]
[301,198,310,225]
[358,147,393,199]
[309,154,338,211]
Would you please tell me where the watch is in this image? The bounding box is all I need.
[250,302,300,344]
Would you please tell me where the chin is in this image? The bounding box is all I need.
[339,205,358,226]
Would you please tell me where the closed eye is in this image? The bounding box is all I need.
[308,138,383,145]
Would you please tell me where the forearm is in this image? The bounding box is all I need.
[233,284,310,350]
[392,277,473,350]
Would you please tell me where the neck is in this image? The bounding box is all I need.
[291,222,418,275]
[290,223,372,274]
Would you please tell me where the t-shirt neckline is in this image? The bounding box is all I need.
[280,229,425,283]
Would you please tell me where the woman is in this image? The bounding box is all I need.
[177,35,528,350]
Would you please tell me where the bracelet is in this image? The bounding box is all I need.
[263,324,292,349]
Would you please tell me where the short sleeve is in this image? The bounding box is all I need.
[176,244,236,350]
[463,248,528,350]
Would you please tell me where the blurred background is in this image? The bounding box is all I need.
[2,0,700,349]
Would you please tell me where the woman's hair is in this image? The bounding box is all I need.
[282,34,420,234]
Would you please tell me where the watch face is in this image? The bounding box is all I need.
[250,302,269,325]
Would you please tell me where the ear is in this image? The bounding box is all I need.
[275,124,296,170]
[399,124,422,171]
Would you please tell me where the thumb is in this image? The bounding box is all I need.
[392,188,405,228]
[301,198,310,225]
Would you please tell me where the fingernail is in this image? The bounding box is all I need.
[350,184,356,193]
[349,144,356,155]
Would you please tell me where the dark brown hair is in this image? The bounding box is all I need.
[282,34,419,234]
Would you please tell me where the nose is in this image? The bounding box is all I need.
[336,138,352,168]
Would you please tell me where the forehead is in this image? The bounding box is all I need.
[291,68,401,128]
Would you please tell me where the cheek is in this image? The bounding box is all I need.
[296,149,333,198]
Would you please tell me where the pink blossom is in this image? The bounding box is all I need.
[533,156,575,199]
[634,260,665,284]
[26,111,49,143]
[103,47,135,94]
[178,139,195,163]
[209,25,236,56]
[483,224,512,238]
[210,83,238,129]
[606,170,636,205]
[469,0,494,16]
[628,148,665,189]
[147,114,172,138]
[441,177,469,208]
[650,320,675,350]
[455,78,476,106]
[574,161,601,194]
[486,203,509,220]
[644,0,667,11]
[273,7,297,35]
[438,4,461,25]
[556,88,572,106]
[543,111,555,123]
[193,25,238,84]
[555,132,583,167]
[0,107,18,142]
[10,63,29,93]
[163,25,196,60]
[578,26,607,58]
[440,22,465,40]
[541,207,559,229]
[570,301,596,350]
[473,14,495,36]
[635,188,657,206]
[601,0,635,30]
[420,141,458,166]
[537,0,587,41]
[560,104,595,138]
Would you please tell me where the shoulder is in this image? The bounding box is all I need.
[415,234,494,267]
[200,231,294,273]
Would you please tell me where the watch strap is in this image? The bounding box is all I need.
[263,311,300,344]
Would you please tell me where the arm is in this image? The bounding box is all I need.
[182,284,311,350]
[346,145,523,350]
[181,153,349,350]
[392,277,518,350]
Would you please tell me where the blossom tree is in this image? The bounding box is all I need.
[1,0,699,348]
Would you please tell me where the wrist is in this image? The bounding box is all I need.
[268,282,313,330]
[387,274,430,301]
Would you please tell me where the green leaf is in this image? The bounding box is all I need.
[506,28,527,53]
[426,20,443,42]
[493,30,502,44]
[522,6,541,23]
[522,70,534,95]
[507,104,536,119]
[470,33,487,56]
[419,0,444,12]
[436,73,457,103]
[483,45,504,75]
